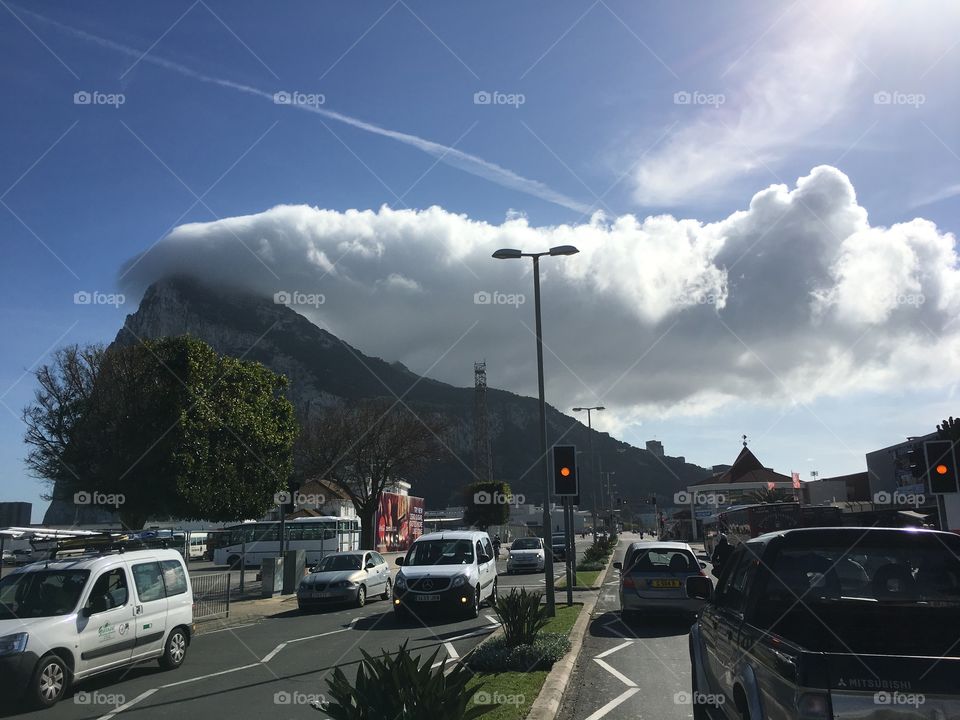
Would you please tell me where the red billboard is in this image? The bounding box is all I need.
[375,492,424,552]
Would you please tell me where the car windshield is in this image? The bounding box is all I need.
[405,539,474,566]
[0,569,90,619]
[552,535,565,544]
[512,538,542,550]
[627,549,698,573]
[314,555,362,572]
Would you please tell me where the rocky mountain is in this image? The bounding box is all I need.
[44,276,708,523]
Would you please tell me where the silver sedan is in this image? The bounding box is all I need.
[297,550,392,610]
[614,541,708,618]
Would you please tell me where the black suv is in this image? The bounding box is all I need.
[685,527,960,720]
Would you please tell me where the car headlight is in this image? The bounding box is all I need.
[0,633,28,657]
[395,574,406,589]
[451,575,468,588]
[331,580,355,588]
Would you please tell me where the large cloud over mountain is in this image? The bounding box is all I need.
[121,166,960,418]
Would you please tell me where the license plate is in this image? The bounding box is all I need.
[415,594,440,602]
[650,579,681,588]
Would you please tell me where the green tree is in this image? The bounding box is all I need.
[462,480,512,530]
[295,399,447,549]
[937,416,960,443]
[24,336,297,529]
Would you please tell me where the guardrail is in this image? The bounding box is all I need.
[192,571,231,621]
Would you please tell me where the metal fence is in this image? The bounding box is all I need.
[192,571,231,621]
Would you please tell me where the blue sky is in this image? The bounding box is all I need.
[2,1,960,520]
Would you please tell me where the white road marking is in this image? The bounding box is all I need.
[485,614,499,624]
[161,663,264,688]
[594,658,637,687]
[583,687,640,720]
[95,689,158,720]
[595,640,633,659]
[286,625,353,644]
[199,622,257,634]
[443,641,459,660]
[261,642,287,663]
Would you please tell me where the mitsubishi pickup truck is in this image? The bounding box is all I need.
[685,526,960,720]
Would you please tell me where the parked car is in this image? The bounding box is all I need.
[393,530,498,619]
[10,548,48,565]
[0,547,193,709]
[614,541,707,618]
[297,551,391,610]
[506,537,545,574]
[686,527,960,720]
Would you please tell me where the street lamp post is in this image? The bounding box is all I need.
[493,244,579,617]
[572,406,604,540]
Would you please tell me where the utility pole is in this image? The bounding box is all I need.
[573,407,604,539]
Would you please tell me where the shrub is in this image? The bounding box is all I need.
[493,588,550,647]
[466,633,571,672]
[577,560,605,571]
[322,641,485,720]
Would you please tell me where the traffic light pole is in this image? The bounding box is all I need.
[533,255,556,616]
[563,498,573,605]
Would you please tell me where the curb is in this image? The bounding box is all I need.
[526,595,597,720]
[527,541,617,720]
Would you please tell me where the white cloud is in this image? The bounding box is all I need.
[122,166,960,418]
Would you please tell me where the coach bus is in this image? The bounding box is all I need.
[212,516,361,568]
[703,502,803,555]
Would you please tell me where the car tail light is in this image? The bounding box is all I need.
[622,575,635,588]
[797,692,831,719]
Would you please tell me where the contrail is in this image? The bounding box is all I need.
[14,6,591,214]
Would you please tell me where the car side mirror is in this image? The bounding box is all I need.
[686,575,713,601]
[395,557,404,566]
[365,562,376,570]
[613,561,622,570]
[699,561,708,569]
[81,605,94,618]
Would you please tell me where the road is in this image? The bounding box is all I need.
[3,536,594,720]
[557,533,714,720]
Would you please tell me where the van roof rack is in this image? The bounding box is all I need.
[49,530,182,560]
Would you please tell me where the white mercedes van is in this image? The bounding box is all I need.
[393,530,498,619]
[0,547,193,709]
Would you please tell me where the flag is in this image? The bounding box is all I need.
[767,481,776,491]
[792,472,801,489]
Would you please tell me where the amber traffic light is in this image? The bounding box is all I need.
[552,445,578,496]
[925,440,959,495]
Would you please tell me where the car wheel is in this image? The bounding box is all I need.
[30,654,69,708]
[487,579,498,607]
[380,579,392,601]
[355,585,366,608]
[159,627,189,670]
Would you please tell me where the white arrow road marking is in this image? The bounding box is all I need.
[595,640,633,659]
[95,689,158,720]
[583,687,641,720]
[594,658,637,687]
[161,663,264,689]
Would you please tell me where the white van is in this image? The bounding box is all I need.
[0,548,193,709]
[393,530,498,619]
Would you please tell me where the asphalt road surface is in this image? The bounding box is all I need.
[4,536,594,720]
[557,533,714,720]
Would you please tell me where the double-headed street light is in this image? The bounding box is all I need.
[493,244,579,616]
[572,406,604,537]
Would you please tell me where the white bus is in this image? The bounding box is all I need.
[188,531,208,560]
[213,516,361,568]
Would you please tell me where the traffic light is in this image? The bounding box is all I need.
[552,445,578,496]
[924,440,959,494]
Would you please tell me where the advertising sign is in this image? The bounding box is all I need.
[375,492,425,553]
